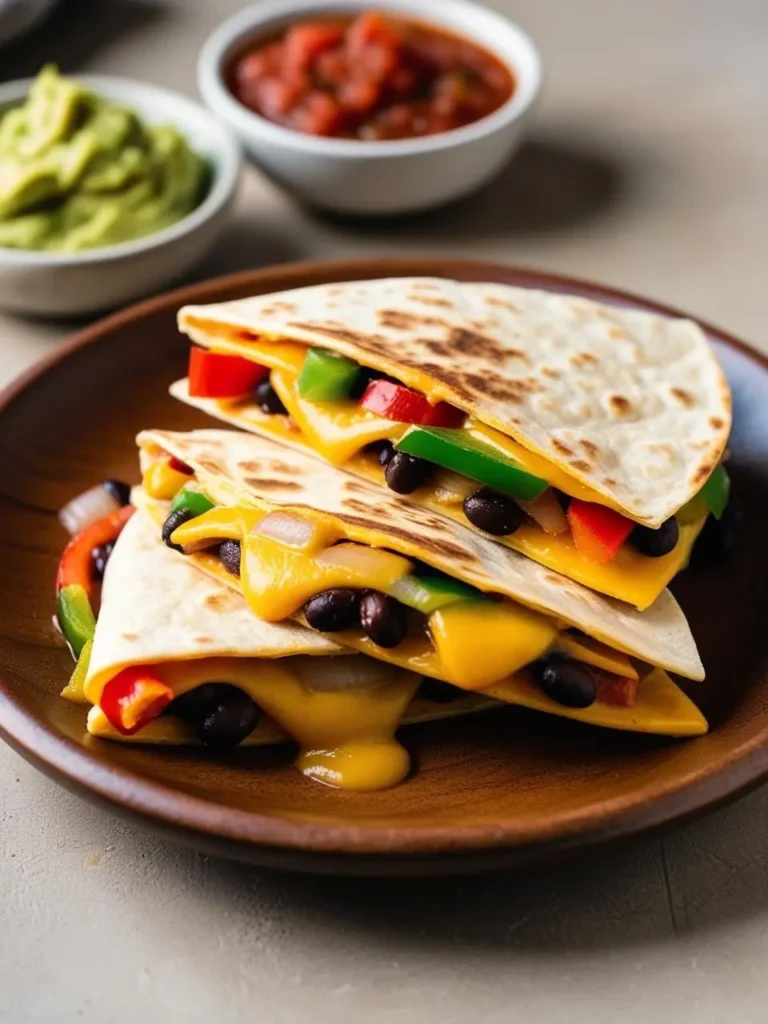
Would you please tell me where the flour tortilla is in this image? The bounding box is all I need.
[178,278,731,527]
[137,428,705,681]
[84,510,495,742]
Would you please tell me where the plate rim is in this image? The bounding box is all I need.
[1,256,767,866]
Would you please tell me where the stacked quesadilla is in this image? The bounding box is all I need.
[56,277,732,791]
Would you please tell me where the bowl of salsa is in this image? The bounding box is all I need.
[198,0,541,215]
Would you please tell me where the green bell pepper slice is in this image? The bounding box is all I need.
[391,572,488,615]
[297,347,361,401]
[700,464,730,520]
[395,426,549,501]
[61,639,93,703]
[57,583,96,658]
[170,483,215,518]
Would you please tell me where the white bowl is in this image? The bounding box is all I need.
[0,75,242,317]
[198,0,541,216]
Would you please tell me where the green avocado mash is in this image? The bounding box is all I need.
[0,66,208,251]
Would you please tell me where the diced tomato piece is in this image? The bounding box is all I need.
[292,91,345,136]
[283,22,343,77]
[339,76,382,114]
[188,348,268,399]
[316,49,348,86]
[253,76,305,119]
[593,669,639,708]
[236,44,282,84]
[346,11,400,57]
[99,666,174,735]
[360,380,465,427]
[567,499,635,563]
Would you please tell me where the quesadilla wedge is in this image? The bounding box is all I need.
[174,278,732,609]
[60,508,499,791]
[135,427,708,739]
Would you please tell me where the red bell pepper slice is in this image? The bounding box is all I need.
[567,499,634,563]
[359,380,465,427]
[188,348,269,399]
[593,668,639,708]
[99,665,174,735]
[57,505,134,595]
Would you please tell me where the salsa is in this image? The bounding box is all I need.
[228,10,515,141]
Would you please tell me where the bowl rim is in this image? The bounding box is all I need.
[197,0,542,159]
[0,74,242,266]
[0,256,766,873]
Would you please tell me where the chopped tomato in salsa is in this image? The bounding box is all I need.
[228,10,515,140]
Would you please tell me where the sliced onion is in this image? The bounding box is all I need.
[59,484,120,537]
[431,469,475,506]
[518,490,569,535]
[252,511,318,549]
[292,654,416,693]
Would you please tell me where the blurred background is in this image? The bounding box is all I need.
[3,2,768,1022]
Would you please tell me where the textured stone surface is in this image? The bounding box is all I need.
[3,0,768,1020]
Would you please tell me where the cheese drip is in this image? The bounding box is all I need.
[89,655,421,791]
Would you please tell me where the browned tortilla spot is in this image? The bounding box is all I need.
[692,460,715,485]
[245,477,302,491]
[409,295,453,309]
[608,394,632,416]
[120,633,139,642]
[602,477,617,487]
[331,511,473,563]
[570,351,598,367]
[670,387,694,407]
[709,415,725,430]
[551,439,574,457]
[608,327,625,339]
[580,439,600,458]
[193,635,214,644]
[484,296,519,312]
[541,366,561,379]
[239,459,299,476]
[570,459,591,472]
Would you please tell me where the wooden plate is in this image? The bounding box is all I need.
[0,259,765,876]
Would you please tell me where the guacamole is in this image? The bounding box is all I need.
[0,66,208,251]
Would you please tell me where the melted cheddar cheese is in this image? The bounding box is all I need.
[175,334,706,608]
[87,655,421,791]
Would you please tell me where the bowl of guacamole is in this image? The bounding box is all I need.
[0,67,241,315]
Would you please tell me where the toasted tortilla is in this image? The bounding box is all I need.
[178,278,731,527]
[136,428,705,682]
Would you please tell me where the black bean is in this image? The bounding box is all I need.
[690,507,741,569]
[161,508,193,552]
[103,478,131,506]
[169,683,222,722]
[171,683,260,750]
[219,539,242,576]
[199,689,261,751]
[377,441,396,467]
[531,656,596,708]
[629,517,680,557]
[463,488,524,536]
[420,678,461,703]
[91,541,114,582]
[304,588,360,631]
[359,591,407,648]
[253,377,287,415]
[385,451,432,494]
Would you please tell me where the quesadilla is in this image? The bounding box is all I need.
[62,508,498,791]
[135,427,708,738]
[174,278,732,610]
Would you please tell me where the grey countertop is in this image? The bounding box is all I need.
[2,1,768,1021]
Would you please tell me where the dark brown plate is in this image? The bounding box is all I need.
[0,259,766,876]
